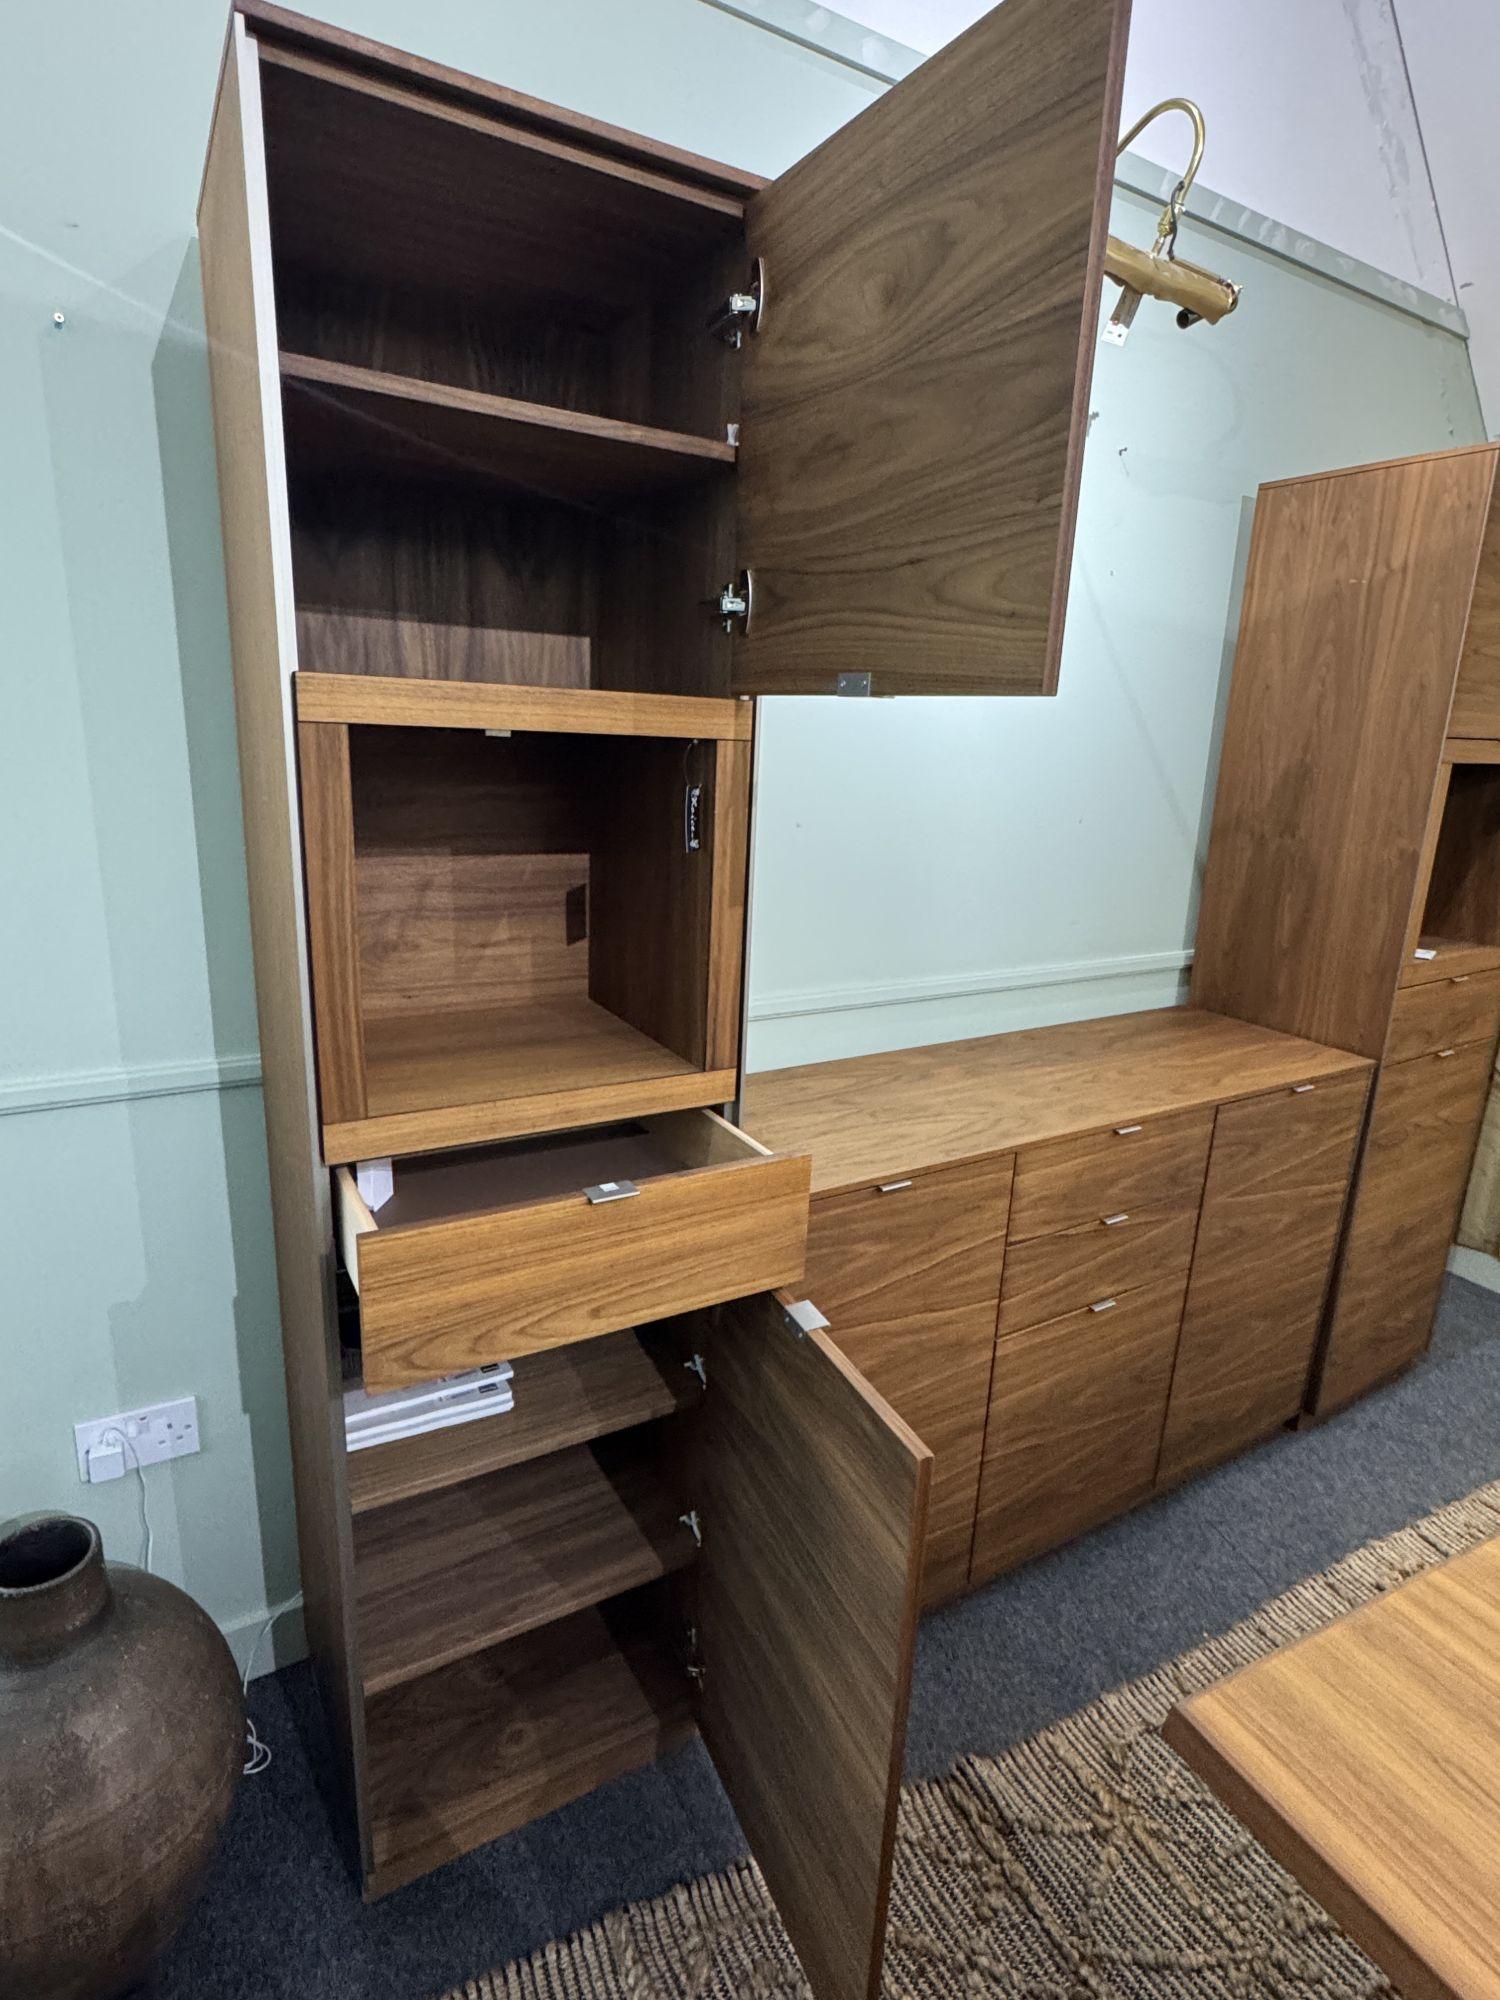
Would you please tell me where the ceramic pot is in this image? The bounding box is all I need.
[0,1513,244,2000]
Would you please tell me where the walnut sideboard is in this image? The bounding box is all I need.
[744,1007,1374,1604]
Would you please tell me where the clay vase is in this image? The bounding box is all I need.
[0,1513,244,2000]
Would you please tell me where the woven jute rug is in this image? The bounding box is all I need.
[444,1480,1500,2000]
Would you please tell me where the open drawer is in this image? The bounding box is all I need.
[336,1111,811,1389]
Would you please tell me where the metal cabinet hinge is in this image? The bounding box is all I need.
[707,257,765,346]
[685,1623,706,1690]
[684,1352,707,1390]
[836,672,873,697]
[683,781,703,852]
[781,1298,830,1340]
[712,569,754,634]
[679,1509,702,1547]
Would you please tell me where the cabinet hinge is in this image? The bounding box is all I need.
[683,781,703,852]
[712,568,754,634]
[780,1298,830,1340]
[679,1508,703,1547]
[707,257,765,346]
[836,672,873,697]
[685,1622,706,1690]
[684,1352,707,1389]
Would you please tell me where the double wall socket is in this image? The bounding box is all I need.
[75,1397,200,1483]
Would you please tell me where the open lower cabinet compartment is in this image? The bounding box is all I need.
[341,1293,934,2000]
[295,682,752,1161]
[1408,761,1500,985]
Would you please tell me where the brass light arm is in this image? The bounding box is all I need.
[1103,97,1240,340]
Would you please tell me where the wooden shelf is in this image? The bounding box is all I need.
[294,670,751,741]
[364,1587,694,1896]
[347,1330,701,1514]
[353,1437,696,1695]
[281,353,735,497]
[1400,936,1500,987]
[326,997,735,1164]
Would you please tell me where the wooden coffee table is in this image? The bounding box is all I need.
[1165,1535,1500,1999]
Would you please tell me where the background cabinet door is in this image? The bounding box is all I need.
[1313,1043,1493,1414]
[1157,1075,1368,1484]
[803,1154,1013,1602]
[734,0,1131,697]
[696,1292,931,2000]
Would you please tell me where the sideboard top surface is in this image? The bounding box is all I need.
[742,1007,1373,1196]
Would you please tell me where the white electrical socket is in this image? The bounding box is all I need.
[75,1397,200,1483]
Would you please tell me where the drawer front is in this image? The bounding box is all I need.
[1008,1107,1213,1242]
[1158,1074,1368,1485]
[1313,1043,1493,1415]
[970,1274,1188,1581]
[805,1153,1013,1605]
[1385,970,1500,1063]
[998,1205,1198,1339]
[355,1151,811,1390]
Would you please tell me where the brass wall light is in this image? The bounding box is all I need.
[1104,97,1241,345]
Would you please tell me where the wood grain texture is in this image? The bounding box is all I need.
[346,1329,701,1514]
[364,1588,694,1898]
[237,0,765,197]
[742,1009,1368,1197]
[297,610,590,688]
[705,737,751,1074]
[1425,766,1500,952]
[281,353,735,495]
[1450,475,1500,738]
[1400,938,1500,988]
[1165,1536,1500,2000]
[1444,738,1500,765]
[296,671,750,738]
[803,1155,1013,1604]
[1386,970,1500,1063]
[355,1149,810,1389]
[971,1275,1188,1581]
[295,721,367,1121]
[696,1294,931,2000]
[1157,1077,1368,1486]
[198,18,370,1870]
[353,1437,696,1694]
[1008,1107,1213,1243]
[998,1205,1198,1339]
[733,0,1129,696]
[1191,450,1497,1056]
[1312,1043,1495,1415]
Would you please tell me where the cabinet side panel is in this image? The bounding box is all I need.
[1191,455,1495,1055]
[198,20,368,1861]
[1451,473,1500,737]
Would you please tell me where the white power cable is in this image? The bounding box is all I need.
[98,1426,152,1570]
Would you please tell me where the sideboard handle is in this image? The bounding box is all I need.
[1114,1124,1142,1136]
[1102,1212,1129,1227]
[1291,1082,1315,1093]
[1436,1048,1457,1059]
[877,1179,914,1194]
[1089,1297,1118,1313]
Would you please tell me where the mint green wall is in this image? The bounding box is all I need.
[0,1,1484,1669]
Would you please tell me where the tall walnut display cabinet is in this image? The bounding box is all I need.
[198,0,1130,1991]
[1193,442,1500,1419]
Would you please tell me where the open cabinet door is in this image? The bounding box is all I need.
[696,1293,932,2000]
[733,0,1131,697]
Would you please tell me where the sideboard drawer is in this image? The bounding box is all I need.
[971,1273,1189,1578]
[1385,969,1500,1063]
[338,1111,811,1390]
[998,1205,1197,1338]
[1008,1107,1214,1243]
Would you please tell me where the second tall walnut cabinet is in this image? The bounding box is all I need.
[1192,442,1500,1416]
[199,2,1133,1995]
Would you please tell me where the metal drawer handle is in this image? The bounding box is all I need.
[584,1180,640,1204]
[1451,974,1472,984]
[1101,1212,1129,1227]
[877,1179,913,1194]
[1436,1048,1457,1059]
[1089,1297,1118,1313]
[1291,1083,1315,1094]
[1114,1124,1142,1137]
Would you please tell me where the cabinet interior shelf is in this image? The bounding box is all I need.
[281,352,736,497]
[364,1584,694,1897]
[347,1329,701,1514]
[353,1435,696,1695]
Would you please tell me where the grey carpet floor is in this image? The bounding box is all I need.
[146,1273,1500,2000]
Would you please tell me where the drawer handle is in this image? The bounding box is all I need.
[1114,1124,1142,1137]
[1089,1297,1118,1313]
[1451,974,1472,984]
[1290,1083,1315,1094]
[877,1179,914,1194]
[1101,1212,1130,1227]
[584,1179,641,1204]
[1436,1048,1457,1059]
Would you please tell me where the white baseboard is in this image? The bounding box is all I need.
[1449,1245,1500,1295]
